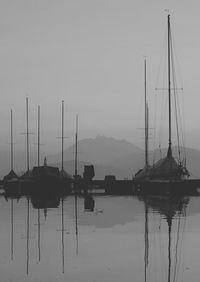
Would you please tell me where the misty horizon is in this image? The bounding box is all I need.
[1,1,200,158]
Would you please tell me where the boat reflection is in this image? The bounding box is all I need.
[138,194,189,282]
[30,193,61,210]
[84,194,95,212]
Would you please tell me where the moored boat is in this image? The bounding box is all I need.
[134,15,198,196]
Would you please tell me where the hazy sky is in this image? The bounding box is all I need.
[1,0,200,160]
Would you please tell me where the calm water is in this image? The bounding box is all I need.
[1,192,200,282]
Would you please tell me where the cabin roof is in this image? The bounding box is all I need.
[3,169,18,181]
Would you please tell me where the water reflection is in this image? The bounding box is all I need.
[139,195,189,282]
[1,191,200,281]
[84,194,95,212]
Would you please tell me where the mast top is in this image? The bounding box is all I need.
[167,12,172,157]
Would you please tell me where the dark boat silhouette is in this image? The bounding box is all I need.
[32,158,61,185]
[20,102,71,195]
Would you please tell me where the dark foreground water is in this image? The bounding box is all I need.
[1,192,200,282]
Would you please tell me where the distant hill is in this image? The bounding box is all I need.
[1,135,200,179]
[49,135,143,179]
[51,136,200,179]
[49,136,200,179]
[48,135,143,165]
[53,160,129,180]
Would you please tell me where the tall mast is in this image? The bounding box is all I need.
[26,97,30,171]
[144,59,149,166]
[146,104,149,165]
[61,100,64,172]
[75,114,78,178]
[37,105,40,167]
[10,109,14,171]
[167,14,172,157]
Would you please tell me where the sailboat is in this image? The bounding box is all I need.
[134,15,200,195]
[31,105,64,192]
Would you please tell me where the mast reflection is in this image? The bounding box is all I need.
[139,195,189,282]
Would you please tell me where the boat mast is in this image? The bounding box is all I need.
[167,14,172,157]
[144,59,149,166]
[37,105,40,167]
[75,114,78,178]
[61,100,64,172]
[10,109,14,171]
[26,97,30,171]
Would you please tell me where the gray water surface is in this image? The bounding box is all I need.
[1,194,200,282]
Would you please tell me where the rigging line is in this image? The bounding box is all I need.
[170,34,181,162]
[158,91,168,149]
[153,89,157,164]
[173,62,186,156]
[153,26,167,163]
[155,26,168,88]
[175,88,186,162]
[158,36,168,150]
[170,27,184,89]
[176,92,187,165]
[170,26,187,163]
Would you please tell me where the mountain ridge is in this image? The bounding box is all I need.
[1,135,200,179]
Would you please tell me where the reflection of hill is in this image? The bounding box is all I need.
[66,196,144,228]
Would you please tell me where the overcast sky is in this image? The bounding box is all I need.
[0,0,200,160]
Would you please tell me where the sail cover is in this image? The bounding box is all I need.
[149,154,189,180]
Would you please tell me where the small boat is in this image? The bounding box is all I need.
[134,15,198,195]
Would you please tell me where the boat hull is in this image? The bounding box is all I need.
[134,179,200,196]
